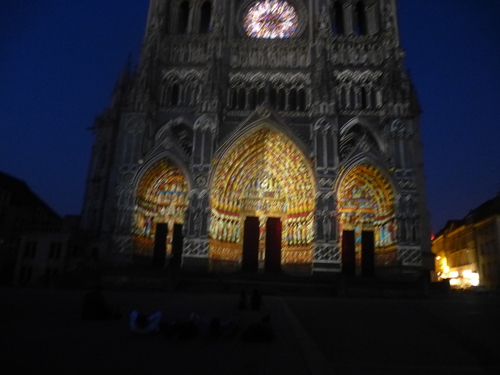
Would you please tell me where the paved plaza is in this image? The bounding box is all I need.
[1,286,498,375]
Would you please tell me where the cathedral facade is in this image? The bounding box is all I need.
[81,0,431,278]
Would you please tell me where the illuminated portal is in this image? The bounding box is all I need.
[244,1,298,39]
[337,165,396,264]
[133,160,188,256]
[210,128,315,271]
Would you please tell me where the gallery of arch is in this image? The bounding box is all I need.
[81,0,432,278]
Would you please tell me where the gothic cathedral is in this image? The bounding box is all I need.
[82,0,431,278]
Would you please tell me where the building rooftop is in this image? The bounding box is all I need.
[435,193,500,237]
[0,171,60,220]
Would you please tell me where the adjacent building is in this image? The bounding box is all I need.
[0,171,60,284]
[432,194,500,290]
[14,216,82,286]
[81,0,431,278]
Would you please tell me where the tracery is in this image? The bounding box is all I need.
[244,1,298,39]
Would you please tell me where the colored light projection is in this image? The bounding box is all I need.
[244,1,298,39]
[133,160,188,256]
[337,164,396,253]
[210,127,315,266]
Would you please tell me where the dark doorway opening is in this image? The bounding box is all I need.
[170,223,183,268]
[152,223,168,268]
[242,216,259,272]
[342,230,356,277]
[361,231,375,277]
[265,217,282,272]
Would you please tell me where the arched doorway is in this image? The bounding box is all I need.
[209,127,316,273]
[133,160,189,263]
[337,164,396,276]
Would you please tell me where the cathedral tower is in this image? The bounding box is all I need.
[82,0,431,278]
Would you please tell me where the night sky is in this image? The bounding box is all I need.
[1,1,499,234]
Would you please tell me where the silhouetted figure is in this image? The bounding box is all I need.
[238,289,247,310]
[130,310,162,334]
[191,313,239,338]
[82,285,121,320]
[250,288,262,310]
[242,315,273,343]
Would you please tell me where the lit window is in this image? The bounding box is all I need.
[244,1,298,39]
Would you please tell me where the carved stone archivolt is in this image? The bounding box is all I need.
[334,70,383,84]
[194,115,217,132]
[162,69,205,82]
[230,72,310,87]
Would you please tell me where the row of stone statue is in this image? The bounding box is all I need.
[209,215,314,246]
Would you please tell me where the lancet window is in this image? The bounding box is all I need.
[172,1,214,34]
[331,1,344,35]
[177,1,190,34]
[199,1,212,33]
[339,85,381,110]
[228,81,308,112]
[160,77,200,108]
[354,1,367,35]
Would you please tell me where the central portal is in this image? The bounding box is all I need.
[209,127,316,274]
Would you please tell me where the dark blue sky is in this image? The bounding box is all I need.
[1,1,499,233]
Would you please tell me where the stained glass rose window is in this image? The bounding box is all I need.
[244,1,298,39]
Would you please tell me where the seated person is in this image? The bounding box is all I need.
[130,310,162,334]
[191,313,239,338]
[82,285,121,320]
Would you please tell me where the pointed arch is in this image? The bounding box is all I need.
[340,118,386,156]
[199,1,212,33]
[336,163,397,252]
[178,1,190,34]
[133,159,190,257]
[210,126,317,270]
[354,1,367,35]
[331,1,344,35]
[213,109,314,166]
[171,84,180,105]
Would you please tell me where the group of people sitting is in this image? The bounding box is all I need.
[82,285,273,342]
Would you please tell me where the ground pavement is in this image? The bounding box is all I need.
[0,287,498,375]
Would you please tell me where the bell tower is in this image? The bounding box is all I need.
[82,0,431,279]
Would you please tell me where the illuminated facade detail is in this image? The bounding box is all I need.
[338,164,396,250]
[244,1,298,39]
[210,127,315,269]
[133,160,189,256]
[82,0,432,279]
